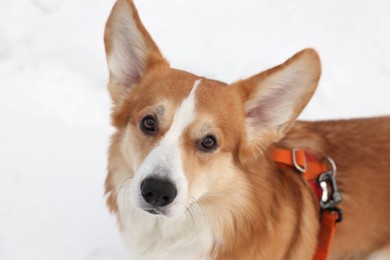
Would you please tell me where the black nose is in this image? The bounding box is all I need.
[141,177,177,207]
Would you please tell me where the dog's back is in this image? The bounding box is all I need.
[280,117,390,259]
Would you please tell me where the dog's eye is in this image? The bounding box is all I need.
[199,135,217,152]
[141,115,157,135]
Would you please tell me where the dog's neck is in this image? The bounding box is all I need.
[207,153,320,259]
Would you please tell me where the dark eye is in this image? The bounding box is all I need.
[199,135,217,152]
[140,115,157,135]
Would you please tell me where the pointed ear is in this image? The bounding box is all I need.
[104,0,169,104]
[236,48,321,161]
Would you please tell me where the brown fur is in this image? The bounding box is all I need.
[103,0,390,259]
[279,118,390,260]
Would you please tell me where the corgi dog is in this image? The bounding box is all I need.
[103,0,390,259]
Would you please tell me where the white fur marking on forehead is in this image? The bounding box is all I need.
[163,79,201,143]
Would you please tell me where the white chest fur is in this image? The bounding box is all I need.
[117,185,214,260]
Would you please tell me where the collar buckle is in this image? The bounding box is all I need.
[318,157,343,210]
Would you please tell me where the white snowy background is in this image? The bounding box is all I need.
[0,0,389,259]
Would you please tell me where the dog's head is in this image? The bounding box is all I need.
[104,0,321,219]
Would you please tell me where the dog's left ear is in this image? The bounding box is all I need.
[235,48,321,162]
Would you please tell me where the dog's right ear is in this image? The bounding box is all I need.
[104,0,168,104]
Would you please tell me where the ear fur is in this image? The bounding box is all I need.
[236,48,321,162]
[104,0,168,104]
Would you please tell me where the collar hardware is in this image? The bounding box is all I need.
[292,148,307,173]
[272,148,343,260]
[318,157,343,210]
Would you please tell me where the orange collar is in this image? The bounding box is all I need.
[272,148,343,260]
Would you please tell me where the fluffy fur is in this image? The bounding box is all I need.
[104,0,390,259]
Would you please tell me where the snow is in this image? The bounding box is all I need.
[0,0,389,259]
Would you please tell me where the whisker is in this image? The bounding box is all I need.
[190,196,205,218]
[117,176,133,219]
[186,207,196,227]
[119,176,133,188]
[123,185,131,219]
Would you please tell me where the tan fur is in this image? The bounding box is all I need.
[104,0,390,259]
[279,118,390,260]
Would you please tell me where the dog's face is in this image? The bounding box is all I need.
[112,69,247,218]
[104,0,321,219]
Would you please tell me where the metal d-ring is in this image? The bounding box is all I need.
[292,148,307,173]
